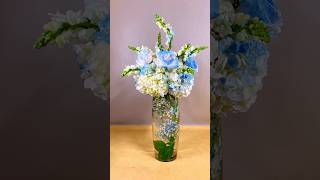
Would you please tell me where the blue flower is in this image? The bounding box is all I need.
[219,77,226,85]
[227,55,240,69]
[240,0,282,34]
[242,40,268,63]
[180,73,194,85]
[137,47,153,66]
[211,0,219,19]
[185,56,198,71]
[156,50,179,69]
[95,15,110,43]
[139,65,149,75]
[158,120,179,140]
[218,38,233,52]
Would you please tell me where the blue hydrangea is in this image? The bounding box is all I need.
[240,0,282,34]
[139,65,149,75]
[180,73,194,85]
[226,55,240,69]
[95,15,109,43]
[158,119,179,141]
[156,50,179,69]
[211,0,220,19]
[185,56,198,71]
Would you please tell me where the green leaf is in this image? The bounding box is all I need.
[177,67,195,75]
[128,45,140,52]
[157,32,164,50]
[153,138,176,162]
[190,46,208,56]
[34,19,99,49]
[231,24,243,33]
[166,137,175,159]
[155,14,174,50]
[121,66,140,77]
[153,140,168,161]
[153,140,166,152]
[246,18,271,43]
[177,43,192,59]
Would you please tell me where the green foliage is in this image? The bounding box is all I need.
[178,44,207,61]
[231,24,243,34]
[153,137,175,161]
[177,67,195,76]
[34,19,99,49]
[157,32,164,50]
[155,14,174,50]
[232,0,241,9]
[190,46,208,56]
[177,43,192,59]
[246,18,271,43]
[128,45,140,52]
[121,66,140,77]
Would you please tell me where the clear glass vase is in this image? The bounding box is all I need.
[152,94,180,162]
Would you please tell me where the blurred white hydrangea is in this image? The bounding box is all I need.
[35,0,109,100]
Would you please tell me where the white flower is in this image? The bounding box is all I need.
[136,46,153,66]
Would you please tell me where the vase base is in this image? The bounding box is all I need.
[155,153,177,162]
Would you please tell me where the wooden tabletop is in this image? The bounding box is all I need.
[110,125,210,180]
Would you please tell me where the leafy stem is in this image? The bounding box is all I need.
[34,18,99,49]
[153,136,175,161]
[155,14,174,50]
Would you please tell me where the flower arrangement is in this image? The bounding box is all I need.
[122,15,207,162]
[34,0,109,100]
[210,0,282,179]
[122,15,207,98]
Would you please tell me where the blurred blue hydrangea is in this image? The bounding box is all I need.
[213,39,269,112]
[158,119,179,141]
[240,0,282,34]
[211,0,220,19]
[95,15,109,43]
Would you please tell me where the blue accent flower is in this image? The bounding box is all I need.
[227,55,239,69]
[156,50,179,69]
[211,0,219,19]
[185,56,198,71]
[212,39,269,113]
[240,0,282,34]
[95,15,110,43]
[180,73,194,85]
[140,65,149,75]
[137,47,153,66]
[158,119,179,141]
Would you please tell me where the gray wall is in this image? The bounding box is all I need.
[224,0,320,179]
[0,1,108,179]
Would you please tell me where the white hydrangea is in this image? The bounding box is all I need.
[134,70,168,97]
[73,41,109,100]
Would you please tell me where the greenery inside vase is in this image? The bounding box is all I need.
[152,95,179,162]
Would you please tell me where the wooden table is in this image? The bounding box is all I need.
[110,125,210,180]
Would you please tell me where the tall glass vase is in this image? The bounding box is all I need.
[152,94,180,162]
[211,112,223,180]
